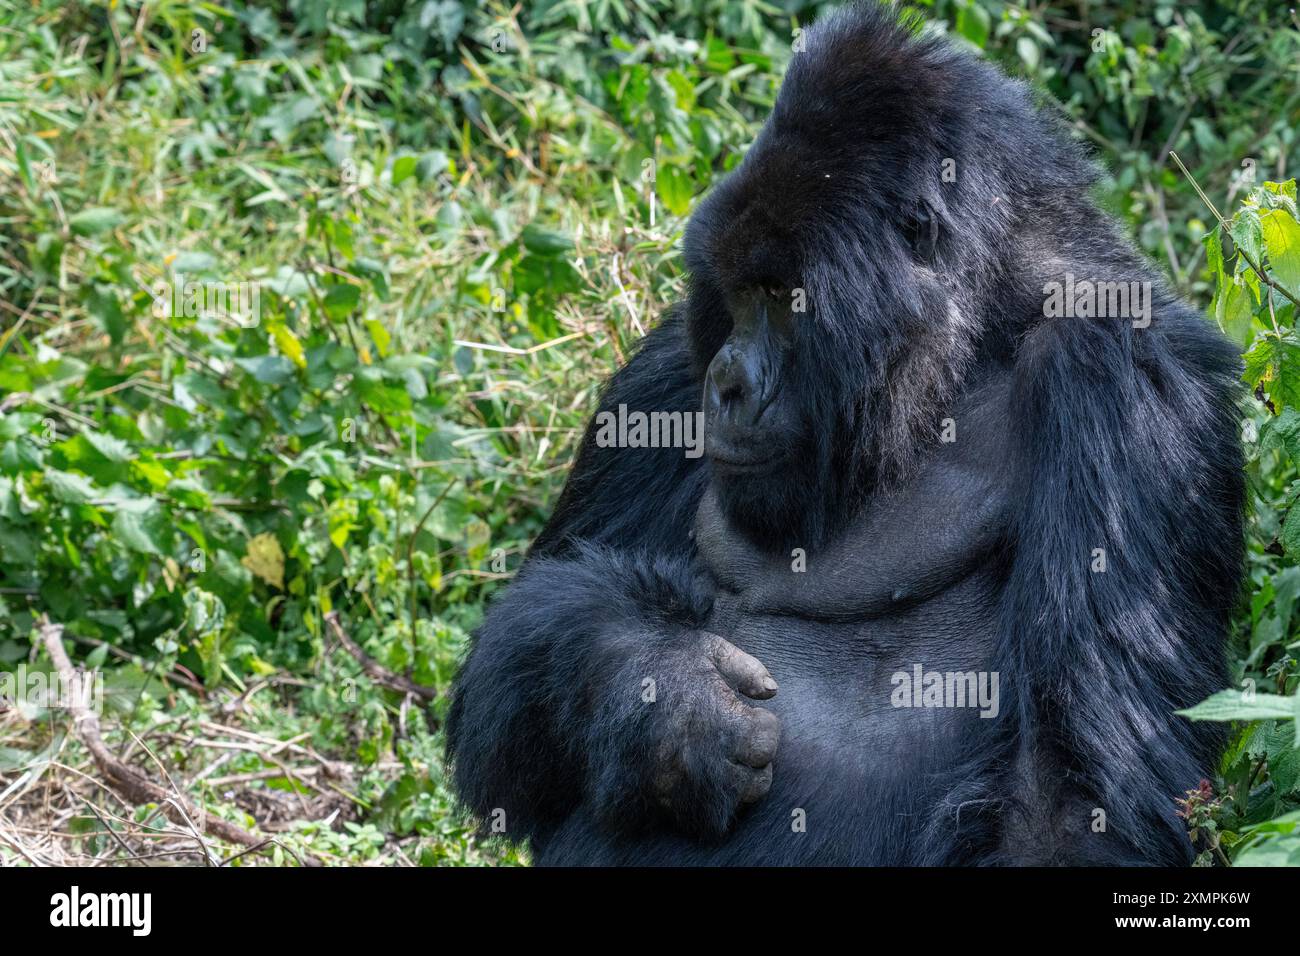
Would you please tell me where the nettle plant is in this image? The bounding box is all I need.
[1179,177,1300,864]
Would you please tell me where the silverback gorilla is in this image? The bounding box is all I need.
[446,3,1244,865]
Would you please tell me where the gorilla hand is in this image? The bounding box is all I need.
[648,633,781,838]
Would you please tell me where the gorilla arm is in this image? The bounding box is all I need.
[446,312,782,844]
[446,313,707,842]
[997,309,1243,865]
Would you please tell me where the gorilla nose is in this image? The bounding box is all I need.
[712,344,747,397]
[706,344,760,423]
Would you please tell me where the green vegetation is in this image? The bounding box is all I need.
[0,0,1297,865]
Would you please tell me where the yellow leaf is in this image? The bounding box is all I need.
[241,532,285,590]
[364,318,391,358]
[270,322,307,368]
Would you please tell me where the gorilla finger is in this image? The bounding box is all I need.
[732,708,781,768]
[706,634,779,699]
[737,763,774,804]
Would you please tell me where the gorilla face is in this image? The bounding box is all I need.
[680,7,1092,551]
[685,134,968,549]
[698,197,947,477]
[702,282,801,475]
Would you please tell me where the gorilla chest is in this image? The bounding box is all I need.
[687,563,1007,865]
[704,566,1004,758]
[692,466,1011,770]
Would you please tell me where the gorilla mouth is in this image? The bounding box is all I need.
[708,450,787,474]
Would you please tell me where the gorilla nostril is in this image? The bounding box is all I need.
[710,347,748,403]
[719,377,746,403]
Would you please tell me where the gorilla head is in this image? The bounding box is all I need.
[685,3,1095,549]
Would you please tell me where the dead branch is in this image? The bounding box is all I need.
[324,610,438,703]
[37,614,265,851]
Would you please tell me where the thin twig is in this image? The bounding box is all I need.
[1170,150,1300,309]
[323,611,438,704]
[407,477,458,646]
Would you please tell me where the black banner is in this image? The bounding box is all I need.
[1,865,1281,940]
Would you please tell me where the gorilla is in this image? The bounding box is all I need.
[446,3,1244,865]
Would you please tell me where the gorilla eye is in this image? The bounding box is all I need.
[902,201,940,263]
[761,282,788,302]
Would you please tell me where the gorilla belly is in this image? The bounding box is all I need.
[537,568,1006,866]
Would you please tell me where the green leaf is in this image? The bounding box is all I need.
[86,286,126,344]
[424,0,465,51]
[269,321,307,368]
[465,517,491,565]
[234,354,296,385]
[327,498,358,551]
[323,284,361,320]
[44,469,98,503]
[184,588,226,639]
[657,165,693,217]
[81,430,134,462]
[1260,407,1300,462]
[1234,811,1300,866]
[1230,206,1265,270]
[112,504,165,555]
[1243,332,1300,409]
[1261,208,1300,300]
[954,2,990,48]
[353,258,391,301]
[172,251,218,272]
[1177,688,1297,723]
[1204,224,1224,280]
[0,526,36,565]
[1214,276,1255,348]
[401,366,427,400]
[165,477,210,510]
[703,36,736,73]
[1016,37,1040,71]
[391,155,418,186]
[520,225,574,257]
[14,137,34,195]
[1264,180,1299,203]
[68,207,124,237]
[1284,506,1300,558]
[416,150,450,183]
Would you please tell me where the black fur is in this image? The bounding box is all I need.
[446,3,1244,865]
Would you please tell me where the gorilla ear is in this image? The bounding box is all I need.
[902,199,940,265]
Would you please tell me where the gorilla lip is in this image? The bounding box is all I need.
[707,450,786,473]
